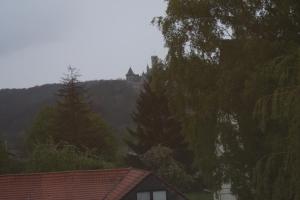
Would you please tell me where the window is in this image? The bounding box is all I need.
[153,191,167,200]
[137,190,167,200]
[137,192,150,200]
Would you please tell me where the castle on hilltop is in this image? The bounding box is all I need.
[126,67,144,82]
[125,56,159,83]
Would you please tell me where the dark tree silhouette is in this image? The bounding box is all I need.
[27,67,117,160]
[127,70,191,167]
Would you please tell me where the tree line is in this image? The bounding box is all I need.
[0,67,117,173]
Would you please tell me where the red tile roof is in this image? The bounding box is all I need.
[0,168,150,200]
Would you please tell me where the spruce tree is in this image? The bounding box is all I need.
[54,67,91,147]
[27,67,116,160]
[126,65,191,167]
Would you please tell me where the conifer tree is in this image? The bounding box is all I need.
[54,67,92,148]
[27,67,116,160]
[126,64,191,167]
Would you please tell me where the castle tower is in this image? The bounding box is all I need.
[126,67,141,82]
[126,67,134,80]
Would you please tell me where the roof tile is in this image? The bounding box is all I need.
[0,168,149,200]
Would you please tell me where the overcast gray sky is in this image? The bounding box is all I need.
[0,0,167,89]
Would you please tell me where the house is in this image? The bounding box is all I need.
[0,168,187,200]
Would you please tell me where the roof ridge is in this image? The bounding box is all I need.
[104,168,152,200]
[103,168,133,200]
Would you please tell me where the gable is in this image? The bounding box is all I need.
[121,174,187,200]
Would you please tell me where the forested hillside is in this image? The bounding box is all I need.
[0,80,140,150]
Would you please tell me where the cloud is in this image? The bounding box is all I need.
[0,0,83,55]
[0,0,167,88]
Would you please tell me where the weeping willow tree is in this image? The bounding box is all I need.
[253,48,300,200]
[154,0,300,199]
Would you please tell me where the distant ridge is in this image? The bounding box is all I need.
[0,79,141,151]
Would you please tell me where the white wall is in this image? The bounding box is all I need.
[214,183,237,200]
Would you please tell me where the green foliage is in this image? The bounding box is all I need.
[253,48,300,200]
[0,79,139,151]
[141,145,194,192]
[155,0,300,199]
[126,63,196,191]
[27,67,117,161]
[126,65,191,165]
[0,139,21,174]
[0,140,10,173]
[26,143,113,173]
[26,106,56,151]
[186,192,213,200]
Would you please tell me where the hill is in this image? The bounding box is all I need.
[0,80,141,151]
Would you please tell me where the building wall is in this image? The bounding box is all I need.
[214,183,237,200]
[122,175,186,200]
